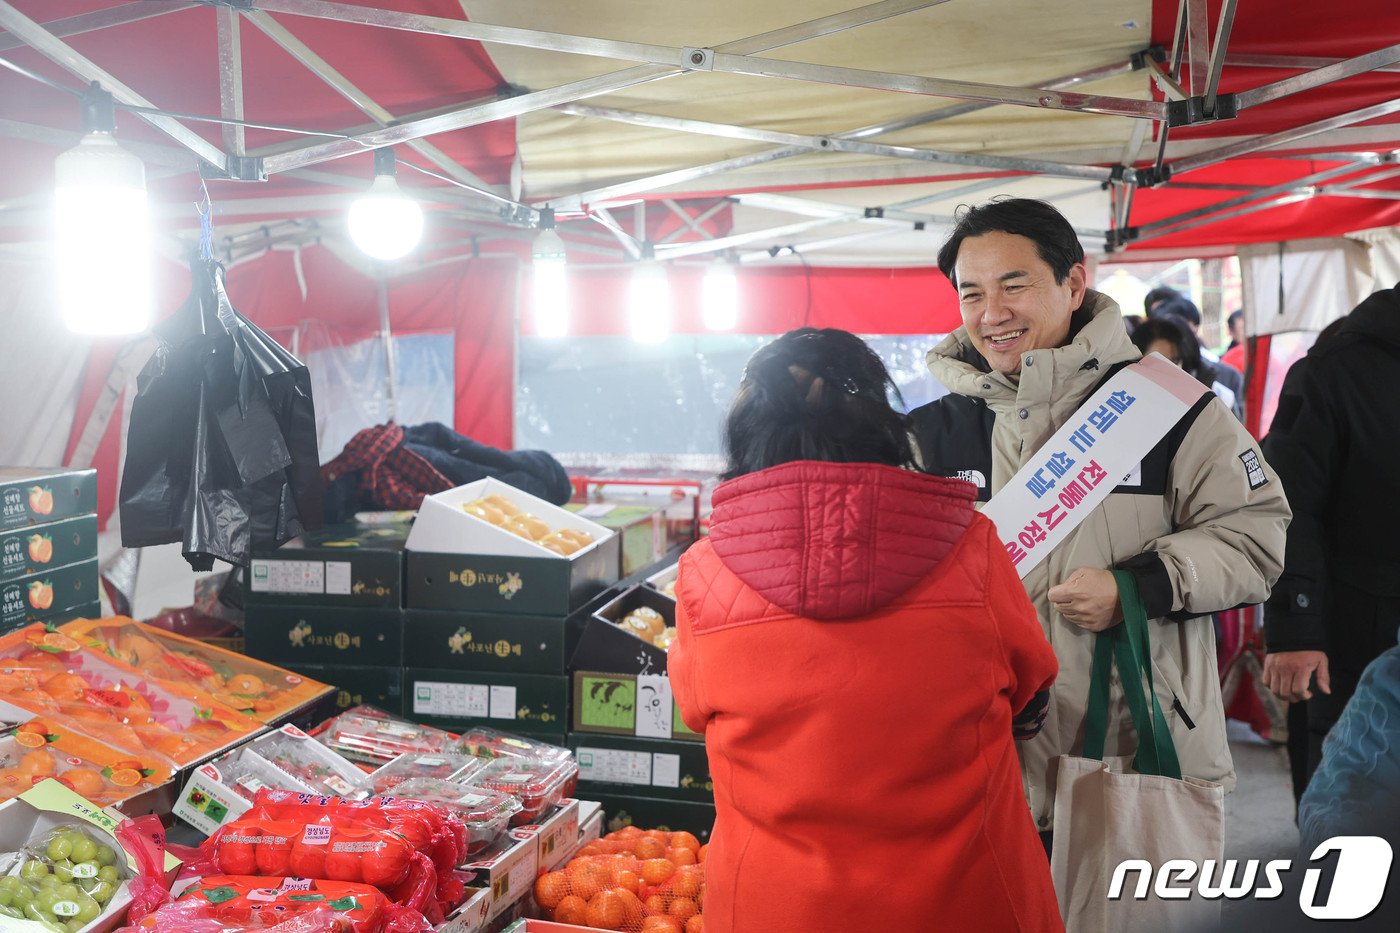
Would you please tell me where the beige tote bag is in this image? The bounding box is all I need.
[1050,572,1226,933]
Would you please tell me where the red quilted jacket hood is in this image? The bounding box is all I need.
[708,461,977,620]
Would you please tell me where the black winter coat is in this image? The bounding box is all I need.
[1262,283,1400,656]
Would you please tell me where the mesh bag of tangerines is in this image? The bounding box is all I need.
[533,826,705,932]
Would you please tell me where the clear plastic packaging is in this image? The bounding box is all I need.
[132,876,430,933]
[0,726,173,808]
[452,727,571,765]
[319,707,454,766]
[383,779,520,857]
[0,825,130,930]
[360,754,485,796]
[464,757,579,826]
[255,739,364,799]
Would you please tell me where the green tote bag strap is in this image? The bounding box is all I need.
[1081,571,1183,780]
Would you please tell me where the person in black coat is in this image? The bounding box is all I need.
[1151,294,1246,421]
[1262,282,1400,801]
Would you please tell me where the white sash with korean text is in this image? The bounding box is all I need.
[982,353,1212,578]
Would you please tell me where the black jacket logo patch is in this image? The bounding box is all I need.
[1239,450,1268,490]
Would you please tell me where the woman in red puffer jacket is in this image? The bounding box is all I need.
[669,328,1062,933]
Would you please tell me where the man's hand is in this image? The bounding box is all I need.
[1048,567,1123,632]
[1263,650,1331,702]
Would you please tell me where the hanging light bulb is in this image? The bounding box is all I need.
[54,82,152,335]
[702,257,739,331]
[532,206,569,338]
[629,246,670,344]
[348,147,423,260]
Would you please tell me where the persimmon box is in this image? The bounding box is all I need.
[0,559,99,631]
[0,467,96,531]
[0,515,98,581]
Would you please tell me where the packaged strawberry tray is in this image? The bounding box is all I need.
[383,778,520,857]
[464,757,578,825]
[319,707,454,766]
[453,726,571,765]
[360,753,485,796]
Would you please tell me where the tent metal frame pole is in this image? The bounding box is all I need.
[554,103,1122,183]
[661,200,718,241]
[1235,43,1400,110]
[741,227,905,261]
[1168,99,1400,175]
[1202,0,1238,115]
[242,9,509,202]
[553,58,1137,209]
[659,200,729,244]
[1227,53,1400,75]
[1134,192,1312,245]
[217,6,246,157]
[1185,0,1209,96]
[1131,161,1392,242]
[590,208,643,258]
[1168,0,1190,80]
[259,0,947,174]
[255,0,1164,122]
[0,1,198,53]
[0,1,228,172]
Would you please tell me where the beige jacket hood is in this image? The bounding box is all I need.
[926,290,1291,832]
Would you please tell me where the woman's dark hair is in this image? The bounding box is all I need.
[936,198,1084,286]
[1130,316,1198,370]
[721,328,914,480]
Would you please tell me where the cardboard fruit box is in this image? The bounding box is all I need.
[1,560,101,632]
[0,515,98,582]
[243,604,404,668]
[0,624,264,769]
[0,467,97,532]
[246,521,410,609]
[569,734,713,804]
[1,717,174,811]
[273,663,403,720]
[405,478,620,617]
[0,779,182,933]
[569,585,673,676]
[571,671,701,743]
[403,668,568,737]
[61,616,335,727]
[402,610,573,676]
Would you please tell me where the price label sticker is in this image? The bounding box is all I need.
[302,825,332,846]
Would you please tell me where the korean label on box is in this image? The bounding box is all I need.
[576,747,652,786]
[251,559,325,594]
[414,681,490,718]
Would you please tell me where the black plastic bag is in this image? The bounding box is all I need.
[120,256,321,569]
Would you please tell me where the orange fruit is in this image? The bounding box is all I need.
[686,916,704,933]
[533,871,569,910]
[697,843,708,864]
[668,897,699,922]
[565,859,611,902]
[668,832,701,854]
[18,750,55,775]
[44,674,88,702]
[553,895,588,925]
[575,843,604,859]
[671,866,703,899]
[616,888,644,927]
[154,733,201,761]
[109,768,142,787]
[41,633,80,652]
[641,918,683,933]
[585,890,626,930]
[641,858,676,886]
[644,894,669,915]
[666,847,697,866]
[635,836,667,860]
[61,768,105,797]
[615,826,643,839]
[611,869,640,895]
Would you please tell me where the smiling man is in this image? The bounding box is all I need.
[909,198,1290,850]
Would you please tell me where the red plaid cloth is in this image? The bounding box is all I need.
[320,423,450,510]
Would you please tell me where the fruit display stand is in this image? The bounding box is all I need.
[59,616,335,727]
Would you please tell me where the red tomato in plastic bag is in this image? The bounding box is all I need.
[254,831,293,876]
[289,838,327,879]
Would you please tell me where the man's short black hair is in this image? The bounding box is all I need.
[1151,295,1202,327]
[936,198,1085,286]
[1144,286,1181,314]
[1228,309,1244,327]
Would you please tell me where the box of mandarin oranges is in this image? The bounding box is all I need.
[60,616,334,728]
[406,479,620,617]
[0,624,265,774]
